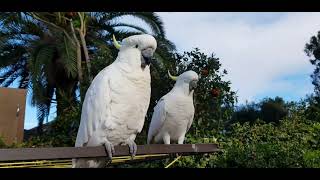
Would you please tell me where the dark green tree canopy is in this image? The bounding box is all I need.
[305,31,320,122]
[305,31,320,96]
[231,96,288,124]
[260,97,288,123]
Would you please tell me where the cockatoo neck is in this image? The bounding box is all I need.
[172,80,194,97]
[113,50,150,83]
[116,49,143,73]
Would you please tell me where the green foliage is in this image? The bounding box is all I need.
[303,150,320,168]
[304,31,320,121]
[175,112,320,168]
[119,104,320,168]
[260,97,288,123]
[23,105,81,147]
[0,137,6,148]
[304,95,320,122]
[305,31,320,97]
[232,102,260,124]
[231,96,289,124]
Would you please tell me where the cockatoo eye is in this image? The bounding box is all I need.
[135,45,139,48]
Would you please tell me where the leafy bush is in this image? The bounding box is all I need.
[175,113,320,168]
[22,105,81,147]
[121,106,320,168]
[0,137,7,148]
[304,95,320,122]
[231,97,289,125]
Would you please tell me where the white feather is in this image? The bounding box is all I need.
[147,97,167,144]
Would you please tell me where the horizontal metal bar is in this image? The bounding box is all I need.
[111,155,171,166]
[0,144,219,162]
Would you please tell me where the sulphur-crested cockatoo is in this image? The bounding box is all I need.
[72,34,157,168]
[147,70,198,144]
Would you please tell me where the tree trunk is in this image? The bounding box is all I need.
[78,30,92,82]
[70,20,83,103]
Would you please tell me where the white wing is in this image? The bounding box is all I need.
[147,96,167,144]
[186,113,194,132]
[75,66,115,147]
[137,89,151,133]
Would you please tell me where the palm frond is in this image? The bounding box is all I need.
[29,43,55,79]
[97,12,165,37]
[35,85,53,132]
[107,29,141,41]
[2,68,22,87]
[0,44,27,68]
[36,103,47,131]
[110,12,165,37]
[18,62,30,89]
[58,36,78,78]
[131,12,165,37]
[0,65,21,86]
[0,60,25,86]
[110,22,148,34]
[156,36,176,51]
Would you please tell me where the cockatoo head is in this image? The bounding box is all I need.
[112,34,157,70]
[168,70,199,93]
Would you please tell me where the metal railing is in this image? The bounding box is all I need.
[0,144,220,168]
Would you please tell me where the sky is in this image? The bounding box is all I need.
[22,12,320,130]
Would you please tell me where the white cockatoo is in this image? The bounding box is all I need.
[72,34,157,168]
[147,70,198,144]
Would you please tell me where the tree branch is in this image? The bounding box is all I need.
[77,12,84,34]
[70,20,83,83]
[77,28,92,82]
[30,12,75,46]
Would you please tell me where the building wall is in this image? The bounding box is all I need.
[0,87,26,145]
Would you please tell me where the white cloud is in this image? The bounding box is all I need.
[157,12,320,103]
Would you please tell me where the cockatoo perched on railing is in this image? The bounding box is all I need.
[147,70,198,145]
[72,34,157,168]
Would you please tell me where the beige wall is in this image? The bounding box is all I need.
[0,87,26,145]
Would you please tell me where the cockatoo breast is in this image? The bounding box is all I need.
[161,95,194,141]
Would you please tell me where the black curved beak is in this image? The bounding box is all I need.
[142,56,152,65]
[189,80,198,92]
[141,48,154,69]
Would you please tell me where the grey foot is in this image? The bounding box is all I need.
[126,140,137,159]
[103,141,115,160]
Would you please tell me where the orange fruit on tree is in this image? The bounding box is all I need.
[201,69,209,76]
[211,88,220,97]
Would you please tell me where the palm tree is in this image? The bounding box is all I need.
[0,12,175,132]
